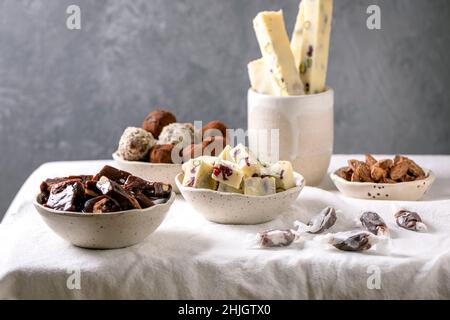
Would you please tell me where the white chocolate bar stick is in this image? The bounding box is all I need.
[253,10,304,96]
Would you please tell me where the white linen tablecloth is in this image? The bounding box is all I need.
[1,156,450,299]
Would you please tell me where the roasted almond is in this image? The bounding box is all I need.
[390,161,409,180]
[406,159,425,177]
[365,154,377,167]
[355,162,373,182]
[371,164,388,181]
[348,159,364,171]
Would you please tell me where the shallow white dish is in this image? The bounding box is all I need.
[330,169,435,201]
[33,192,175,249]
[175,172,305,225]
[113,152,182,193]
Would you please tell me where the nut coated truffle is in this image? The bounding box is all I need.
[202,121,228,139]
[149,144,175,164]
[118,127,155,161]
[142,109,176,139]
[158,123,197,146]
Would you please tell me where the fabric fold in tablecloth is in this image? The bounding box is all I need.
[1,158,450,299]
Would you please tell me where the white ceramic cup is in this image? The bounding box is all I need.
[247,88,334,186]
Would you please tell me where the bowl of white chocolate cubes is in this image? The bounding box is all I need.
[176,144,305,225]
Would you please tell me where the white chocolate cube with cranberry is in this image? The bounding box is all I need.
[229,144,261,177]
[211,159,244,189]
[182,159,218,190]
[269,161,296,190]
[218,145,232,161]
[244,177,276,196]
[182,156,217,173]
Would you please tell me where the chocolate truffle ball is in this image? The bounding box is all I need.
[202,121,228,139]
[142,109,176,139]
[158,122,197,146]
[182,143,203,162]
[149,144,174,164]
[117,127,155,161]
[202,136,227,156]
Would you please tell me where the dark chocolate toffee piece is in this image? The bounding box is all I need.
[46,180,85,212]
[96,176,141,210]
[93,165,131,185]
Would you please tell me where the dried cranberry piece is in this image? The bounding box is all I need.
[213,165,233,181]
[307,45,314,57]
[187,177,195,187]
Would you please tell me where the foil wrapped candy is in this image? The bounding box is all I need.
[254,207,339,248]
[294,207,338,234]
[395,210,427,232]
[255,229,297,248]
[359,211,390,237]
[323,230,390,253]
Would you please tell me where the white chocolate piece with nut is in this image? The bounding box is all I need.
[253,10,304,96]
[217,182,244,194]
[248,59,275,95]
[182,159,218,190]
[265,161,296,190]
[291,0,333,94]
[290,0,306,69]
[244,176,276,196]
[218,144,232,161]
[229,144,261,177]
[182,156,217,173]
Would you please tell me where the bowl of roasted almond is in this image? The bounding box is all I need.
[176,144,305,224]
[330,154,435,201]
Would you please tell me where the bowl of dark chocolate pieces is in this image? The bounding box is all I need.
[113,108,229,194]
[33,165,175,249]
[330,154,435,201]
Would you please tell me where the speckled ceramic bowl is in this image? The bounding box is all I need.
[330,169,435,201]
[112,152,182,193]
[175,172,305,225]
[33,192,175,249]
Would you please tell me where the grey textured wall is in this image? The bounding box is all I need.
[1,0,450,218]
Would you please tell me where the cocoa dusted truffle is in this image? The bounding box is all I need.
[149,144,175,164]
[181,136,227,161]
[117,127,155,161]
[202,121,228,139]
[202,136,227,156]
[182,143,203,162]
[142,109,176,139]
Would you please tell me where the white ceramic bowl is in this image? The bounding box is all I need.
[330,169,436,201]
[113,152,182,193]
[33,192,175,249]
[175,172,305,225]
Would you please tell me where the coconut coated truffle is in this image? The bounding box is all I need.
[117,127,155,161]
